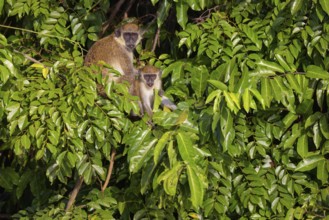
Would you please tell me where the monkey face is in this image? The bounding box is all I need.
[143,74,157,88]
[123,32,139,51]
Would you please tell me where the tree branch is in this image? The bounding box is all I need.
[100,0,126,37]
[14,49,43,64]
[151,28,160,52]
[101,148,116,192]
[65,176,84,212]
[125,0,136,16]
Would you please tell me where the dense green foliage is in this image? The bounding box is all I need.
[0,0,329,219]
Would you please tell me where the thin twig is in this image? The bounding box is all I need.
[100,0,126,37]
[125,0,136,16]
[0,24,84,54]
[151,28,160,52]
[101,148,116,192]
[193,5,221,24]
[65,176,84,212]
[14,49,43,64]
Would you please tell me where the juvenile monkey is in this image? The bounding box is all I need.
[136,65,177,116]
[84,22,141,82]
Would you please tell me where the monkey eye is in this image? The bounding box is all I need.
[123,33,138,42]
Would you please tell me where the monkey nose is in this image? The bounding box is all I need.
[147,83,153,87]
[127,45,134,51]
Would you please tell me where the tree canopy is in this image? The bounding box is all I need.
[0,0,329,219]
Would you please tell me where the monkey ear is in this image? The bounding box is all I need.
[114,28,121,37]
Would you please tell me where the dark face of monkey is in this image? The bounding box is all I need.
[123,32,139,51]
[115,28,139,52]
[143,74,157,88]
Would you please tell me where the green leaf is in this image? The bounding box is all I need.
[85,127,94,144]
[261,77,272,108]
[241,24,262,49]
[297,134,308,158]
[319,115,329,139]
[257,60,285,73]
[0,65,10,83]
[176,132,197,163]
[319,0,329,16]
[295,155,324,172]
[129,138,157,173]
[190,65,209,98]
[291,0,303,15]
[249,88,266,109]
[243,89,250,112]
[83,163,92,185]
[317,160,328,184]
[92,164,106,180]
[176,1,188,29]
[66,152,77,167]
[151,0,159,5]
[305,112,322,128]
[0,0,4,15]
[16,170,32,199]
[17,114,28,131]
[48,130,59,146]
[223,91,240,113]
[306,65,329,79]
[186,164,204,209]
[21,135,31,150]
[220,107,234,152]
[46,163,59,183]
[286,74,302,94]
[161,163,183,196]
[208,80,228,91]
[6,102,20,121]
[93,126,105,142]
[157,0,171,28]
[275,54,291,72]
[154,131,171,164]
[283,124,301,149]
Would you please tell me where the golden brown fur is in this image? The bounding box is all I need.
[84,23,141,82]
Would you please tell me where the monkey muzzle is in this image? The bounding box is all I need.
[147,82,154,87]
[126,44,135,51]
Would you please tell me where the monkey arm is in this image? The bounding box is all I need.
[158,89,164,97]
[161,96,177,111]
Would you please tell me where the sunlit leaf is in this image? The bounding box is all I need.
[297,134,308,158]
[319,0,329,16]
[186,164,204,209]
[129,138,157,173]
[154,131,171,164]
[295,155,325,172]
[306,65,329,79]
[176,0,188,29]
[176,131,197,163]
[291,0,303,15]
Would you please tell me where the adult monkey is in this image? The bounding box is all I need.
[84,21,142,83]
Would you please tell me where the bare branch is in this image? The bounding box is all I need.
[100,0,126,37]
[65,176,84,212]
[151,28,160,52]
[101,149,116,192]
[14,49,43,64]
